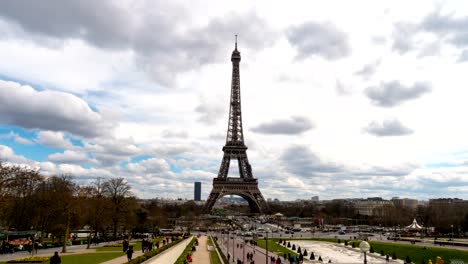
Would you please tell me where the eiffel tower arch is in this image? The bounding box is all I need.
[204,37,269,214]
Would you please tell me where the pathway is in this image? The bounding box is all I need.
[192,236,211,264]
[216,234,286,264]
[101,249,144,264]
[142,237,192,264]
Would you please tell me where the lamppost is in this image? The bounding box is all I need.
[359,241,370,264]
[451,225,454,246]
[242,233,245,264]
[232,233,235,263]
[265,227,270,264]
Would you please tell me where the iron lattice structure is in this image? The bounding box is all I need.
[204,40,269,214]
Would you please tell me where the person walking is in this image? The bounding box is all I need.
[126,245,134,262]
[50,251,61,264]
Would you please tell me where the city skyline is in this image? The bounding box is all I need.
[0,1,468,201]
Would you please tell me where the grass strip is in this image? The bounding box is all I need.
[174,237,196,264]
[211,235,229,264]
[208,236,222,264]
[255,238,298,259]
[127,238,183,264]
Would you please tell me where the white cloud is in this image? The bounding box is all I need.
[0,1,468,200]
[0,131,34,145]
[0,80,116,138]
[36,131,73,148]
[48,150,93,164]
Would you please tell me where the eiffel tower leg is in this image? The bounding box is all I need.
[203,189,221,213]
[218,155,230,178]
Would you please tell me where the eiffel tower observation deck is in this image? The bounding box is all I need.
[204,37,269,214]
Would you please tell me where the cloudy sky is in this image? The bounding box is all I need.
[1,0,468,201]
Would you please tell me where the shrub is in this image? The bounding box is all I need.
[127,237,183,264]
[287,242,291,248]
[292,244,296,250]
[392,252,397,260]
[380,250,384,256]
[352,242,356,248]
[311,252,315,260]
[370,245,374,253]
[406,256,411,263]
[297,246,301,253]
[344,240,348,246]
[303,249,308,256]
[318,256,323,261]
[7,256,49,263]
[338,239,341,244]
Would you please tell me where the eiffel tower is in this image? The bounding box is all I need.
[204,37,269,214]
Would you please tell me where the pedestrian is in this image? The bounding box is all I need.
[126,245,134,262]
[123,239,129,253]
[50,251,61,264]
[228,253,231,262]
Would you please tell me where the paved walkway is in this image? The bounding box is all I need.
[143,237,192,264]
[192,236,211,264]
[217,234,286,264]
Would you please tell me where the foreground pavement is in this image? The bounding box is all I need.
[191,236,211,264]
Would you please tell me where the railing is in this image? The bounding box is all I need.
[213,177,257,183]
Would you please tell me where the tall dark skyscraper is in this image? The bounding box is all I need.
[194,182,201,201]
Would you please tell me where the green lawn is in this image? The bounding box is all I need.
[284,238,468,263]
[369,241,468,263]
[255,239,298,258]
[0,252,123,264]
[61,252,124,264]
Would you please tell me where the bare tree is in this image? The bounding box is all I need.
[102,178,132,239]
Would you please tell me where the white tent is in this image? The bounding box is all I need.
[406,218,423,229]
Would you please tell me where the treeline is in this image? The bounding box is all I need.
[0,162,203,251]
[268,200,468,234]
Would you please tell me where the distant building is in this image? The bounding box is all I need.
[353,198,393,216]
[311,196,319,201]
[194,182,201,201]
[391,197,419,209]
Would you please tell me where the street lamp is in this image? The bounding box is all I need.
[451,225,454,246]
[265,227,270,264]
[359,241,370,264]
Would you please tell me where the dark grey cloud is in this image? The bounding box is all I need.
[251,116,314,135]
[287,21,351,60]
[392,9,468,55]
[363,118,414,137]
[355,59,381,79]
[280,145,342,177]
[0,80,116,138]
[0,1,275,86]
[365,81,431,107]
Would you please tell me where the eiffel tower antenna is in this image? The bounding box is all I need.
[204,40,269,214]
[235,34,238,50]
